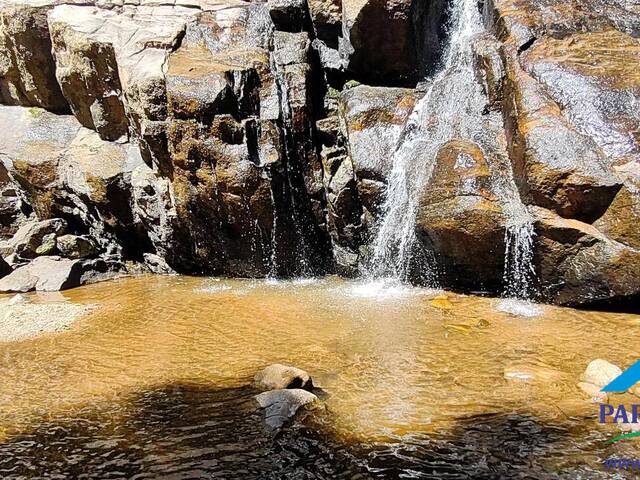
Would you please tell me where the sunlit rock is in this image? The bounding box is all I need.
[582,359,622,389]
[56,234,97,259]
[0,218,67,260]
[0,1,68,111]
[339,85,421,216]
[532,207,640,306]
[0,256,82,292]
[577,382,608,403]
[416,140,507,290]
[253,364,314,391]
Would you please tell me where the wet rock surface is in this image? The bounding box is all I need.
[0,0,637,306]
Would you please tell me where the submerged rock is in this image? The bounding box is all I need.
[253,364,314,391]
[255,388,319,429]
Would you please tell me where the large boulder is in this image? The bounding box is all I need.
[0,256,82,292]
[532,207,640,306]
[501,48,622,223]
[0,105,149,259]
[416,140,507,290]
[0,218,67,260]
[0,255,126,292]
[489,0,638,223]
[56,234,97,259]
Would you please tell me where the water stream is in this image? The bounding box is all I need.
[368,0,485,284]
[367,0,538,302]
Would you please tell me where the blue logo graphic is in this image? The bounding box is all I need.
[601,360,640,393]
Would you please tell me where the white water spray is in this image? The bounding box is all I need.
[366,0,539,307]
[367,0,485,283]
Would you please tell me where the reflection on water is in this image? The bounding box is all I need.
[0,276,639,478]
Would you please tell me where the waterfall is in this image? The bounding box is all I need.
[364,0,539,305]
[367,0,484,283]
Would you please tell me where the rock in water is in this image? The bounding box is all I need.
[582,360,622,389]
[253,364,314,391]
[7,293,30,305]
[255,389,319,429]
[0,256,126,292]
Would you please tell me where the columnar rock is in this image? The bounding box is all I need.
[317,116,363,274]
[0,1,68,111]
[271,30,333,276]
[161,5,277,275]
[48,6,129,141]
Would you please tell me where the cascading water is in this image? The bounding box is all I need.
[366,0,485,284]
[365,0,539,307]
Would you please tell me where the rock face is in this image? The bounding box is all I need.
[416,140,508,290]
[340,0,449,84]
[0,0,638,307]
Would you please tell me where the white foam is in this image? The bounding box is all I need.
[496,298,543,318]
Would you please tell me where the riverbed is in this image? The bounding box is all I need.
[0,275,639,478]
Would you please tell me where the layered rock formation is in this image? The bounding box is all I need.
[0,0,638,308]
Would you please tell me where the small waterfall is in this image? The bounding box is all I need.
[363,0,540,307]
[366,0,485,283]
[502,221,536,299]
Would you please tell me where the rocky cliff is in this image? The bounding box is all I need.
[0,0,638,308]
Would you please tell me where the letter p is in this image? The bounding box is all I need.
[600,404,614,423]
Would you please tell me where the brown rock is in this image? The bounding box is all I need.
[0,2,68,111]
[532,207,640,306]
[416,140,507,290]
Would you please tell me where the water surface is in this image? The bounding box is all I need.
[0,276,639,478]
